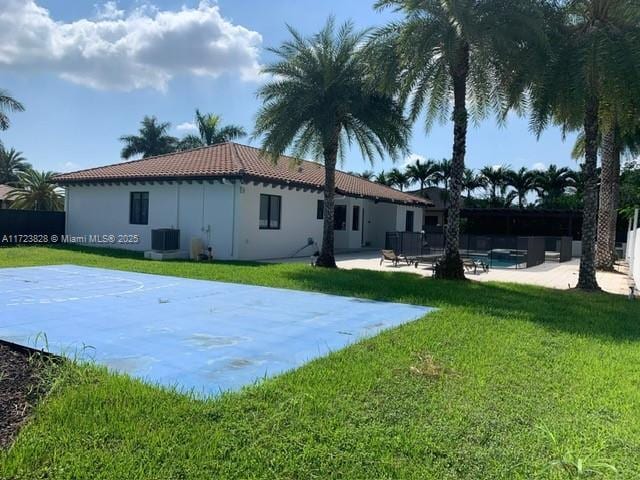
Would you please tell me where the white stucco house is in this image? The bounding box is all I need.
[53,142,430,260]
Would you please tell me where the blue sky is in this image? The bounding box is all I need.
[0,0,578,179]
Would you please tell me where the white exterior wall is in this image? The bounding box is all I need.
[66,181,424,261]
[65,182,236,258]
[235,183,324,260]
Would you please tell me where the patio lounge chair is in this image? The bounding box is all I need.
[380,249,409,267]
[463,258,489,275]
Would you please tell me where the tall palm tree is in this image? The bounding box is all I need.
[529,0,640,290]
[178,110,246,150]
[533,165,576,208]
[370,0,545,279]
[462,168,486,204]
[120,116,178,159]
[8,170,63,211]
[480,165,510,207]
[388,167,410,191]
[0,89,24,131]
[375,170,394,186]
[0,147,31,185]
[405,158,439,193]
[253,18,410,268]
[573,120,640,270]
[432,158,452,192]
[506,167,536,208]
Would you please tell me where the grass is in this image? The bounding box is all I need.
[1,245,639,479]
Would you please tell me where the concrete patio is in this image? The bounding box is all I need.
[276,251,633,296]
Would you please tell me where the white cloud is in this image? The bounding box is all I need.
[61,161,80,172]
[0,0,263,91]
[532,162,546,171]
[95,1,124,20]
[403,153,426,167]
[176,121,197,132]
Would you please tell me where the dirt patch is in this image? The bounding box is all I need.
[0,341,49,449]
[409,353,459,380]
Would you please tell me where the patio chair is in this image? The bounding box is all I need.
[380,249,408,267]
[463,258,489,274]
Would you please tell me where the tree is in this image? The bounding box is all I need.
[0,89,24,131]
[356,170,375,180]
[619,160,640,220]
[480,165,510,207]
[120,116,178,159]
[375,170,394,186]
[506,167,536,208]
[177,110,246,150]
[253,18,410,268]
[405,158,438,193]
[533,165,576,208]
[388,167,410,191]
[432,158,452,192]
[529,0,640,290]
[8,169,63,211]
[574,120,640,269]
[0,147,31,185]
[370,0,545,279]
[462,168,486,204]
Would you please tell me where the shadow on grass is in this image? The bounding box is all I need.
[281,267,640,342]
[4,245,638,341]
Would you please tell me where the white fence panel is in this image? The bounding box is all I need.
[626,209,639,285]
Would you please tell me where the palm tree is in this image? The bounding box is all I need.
[573,120,640,270]
[0,147,31,185]
[375,170,394,186]
[480,165,510,207]
[432,158,452,192]
[178,110,246,150]
[529,0,640,290]
[357,170,375,180]
[120,116,178,159]
[0,89,24,131]
[370,0,545,279]
[8,170,63,211]
[388,167,410,191]
[533,165,576,208]
[506,167,536,208]
[462,168,486,204]
[405,158,439,193]
[253,18,410,268]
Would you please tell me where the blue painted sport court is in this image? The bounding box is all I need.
[0,265,432,396]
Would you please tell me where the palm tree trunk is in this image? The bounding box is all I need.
[577,94,600,290]
[316,141,339,268]
[595,123,619,271]
[436,45,468,280]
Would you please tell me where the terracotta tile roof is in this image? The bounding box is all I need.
[53,142,430,206]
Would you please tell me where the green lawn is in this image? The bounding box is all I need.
[1,246,639,479]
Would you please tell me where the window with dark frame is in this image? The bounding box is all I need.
[334,205,347,231]
[259,194,281,229]
[316,199,324,220]
[352,205,360,231]
[405,210,414,232]
[129,192,149,225]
